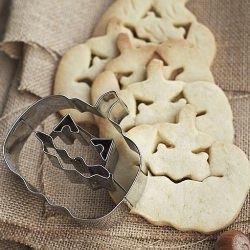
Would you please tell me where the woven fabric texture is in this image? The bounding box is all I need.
[0,0,249,249]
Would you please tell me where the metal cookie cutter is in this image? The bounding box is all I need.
[3,91,146,226]
[35,114,119,191]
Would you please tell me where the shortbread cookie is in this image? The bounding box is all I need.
[105,33,158,88]
[104,35,214,89]
[54,18,145,123]
[91,33,213,94]
[157,39,214,83]
[93,0,216,65]
[92,59,233,142]
[126,106,250,233]
[56,30,213,123]
[127,105,215,179]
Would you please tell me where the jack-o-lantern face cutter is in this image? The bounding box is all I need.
[3,92,146,226]
[35,114,119,192]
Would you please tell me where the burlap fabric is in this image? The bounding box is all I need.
[0,239,31,250]
[0,0,249,249]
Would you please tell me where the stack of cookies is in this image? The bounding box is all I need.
[54,0,250,234]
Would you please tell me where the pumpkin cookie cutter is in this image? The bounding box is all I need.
[3,91,146,226]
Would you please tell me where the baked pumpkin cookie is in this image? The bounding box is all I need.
[56,31,214,124]
[126,106,250,233]
[54,18,145,123]
[92,59,233,142]
[93,0,216,65]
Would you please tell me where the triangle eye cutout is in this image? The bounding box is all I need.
[136,99,154,115]
[143,5,162,18]
[169,67,184,81]
[91,138,114,161]
[53,114,79,133]
[170,92,185,103]
[152,141,175,154]
[173,23,192,39]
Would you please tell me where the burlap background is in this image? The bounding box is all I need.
[0,0,249,249]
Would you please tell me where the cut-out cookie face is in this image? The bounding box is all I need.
[157,39,214,83]
[90,34,213,93]
[105,33,158,88]
[92,59,233,143]
[56,28,213,124]
[126,106,250,233]
[104,35,213,89]
[127,105,215,180]
[54,18,145,123]
[93,0,216,65]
